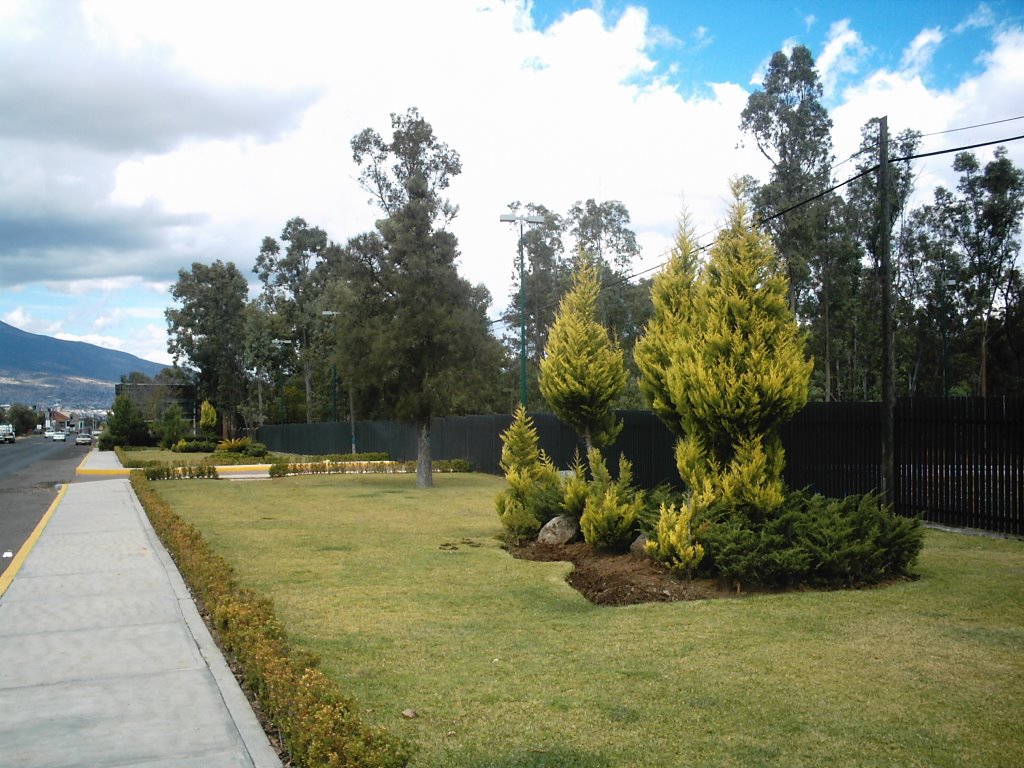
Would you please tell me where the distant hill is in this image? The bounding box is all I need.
[0,321,168,410]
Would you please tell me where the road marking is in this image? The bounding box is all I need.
[0,484,68,597]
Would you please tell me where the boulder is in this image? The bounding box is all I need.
[537,515,579,545]
[630,533,650,558]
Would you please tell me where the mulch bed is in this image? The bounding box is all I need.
[507,540,743,605]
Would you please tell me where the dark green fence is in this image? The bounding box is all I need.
[258,398,1023,535]
[257,411,679,489]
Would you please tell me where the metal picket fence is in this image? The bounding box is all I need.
[258,397,1023,535]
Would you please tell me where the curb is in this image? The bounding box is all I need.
[0,484,68,597]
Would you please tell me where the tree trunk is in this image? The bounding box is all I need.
[582,428,594,458]
[416,421,433,489]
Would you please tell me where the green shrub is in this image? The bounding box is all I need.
[157,403,188,449]
[323,452,390,462]
[646,501,705,577]
[495,407,565,538]
[579,450,643,551]
[269,462,291,478]
[434,458,471,473]
[130,474,411,767]
[581,483,643,552]
[696,490,924,589]
[243,441,268,458]
[143,463,219,480]
[172,436,217,453]
[560,452,589,520]
[495,477,542,543]
[638,483,686,535]
[99,432,125,451]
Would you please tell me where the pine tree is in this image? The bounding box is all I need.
[634,211,701,436]
[665,184,812,520]
[539,255,628,454]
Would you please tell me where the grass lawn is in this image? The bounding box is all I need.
[153,473,1024,768]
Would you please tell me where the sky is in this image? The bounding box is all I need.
[1,0,1022,366]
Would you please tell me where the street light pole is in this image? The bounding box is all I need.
[321,310,356,454]
[499,213,545,408]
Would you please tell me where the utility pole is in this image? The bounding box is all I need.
[878,116,895,506]
[499,212,545,408]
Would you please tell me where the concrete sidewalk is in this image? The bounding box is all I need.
[0,450,281,767]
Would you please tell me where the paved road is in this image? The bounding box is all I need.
[0,436,89,576]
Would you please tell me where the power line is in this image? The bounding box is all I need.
[491,131,1024,329]
[602,132,1024,298]
[919,114,1024,138]
[831,114,1024,172]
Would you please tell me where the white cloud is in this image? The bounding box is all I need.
[2,306,32,328]
[954,3,995,34]
[691,25,713,52]
[817,19,870,99]
[831,26,1024,209]
[55,331,126,350]
[900,27,944,74]
[2,0,1023,370]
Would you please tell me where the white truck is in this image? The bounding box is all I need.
[0,424,15,443]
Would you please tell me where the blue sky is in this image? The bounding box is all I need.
[534,0,1020,93]
[1,0,1021,368]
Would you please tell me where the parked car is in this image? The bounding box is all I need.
[75,432,93,446]
[52,431,67,442]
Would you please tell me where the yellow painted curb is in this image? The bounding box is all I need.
[0,484,69,597]
[74,447,130,476]
[215,464,272,473]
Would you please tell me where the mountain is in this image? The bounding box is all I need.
[0,321,168,409]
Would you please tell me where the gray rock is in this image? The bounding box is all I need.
[537,515,579,545]
[630,533,650,558]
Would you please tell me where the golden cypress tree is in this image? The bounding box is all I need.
[633,211,701,436]
[667,184,813,519]
[539,255,628,455]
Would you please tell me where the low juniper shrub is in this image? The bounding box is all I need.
[695,489,924,588]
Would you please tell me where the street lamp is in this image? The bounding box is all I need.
[500,212,545,408]
[321,310,357,455]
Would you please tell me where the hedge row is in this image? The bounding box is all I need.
[130,473,411,767]
[144,463,219,481]
[269,459,472,478]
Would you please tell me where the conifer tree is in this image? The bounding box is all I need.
[495,405,562,539]
[539,255,628,454]
[633,211,701,436]
[665,184,812,520]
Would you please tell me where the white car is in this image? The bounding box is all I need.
[45,429,55,439]
[75,432,93,446]
[52,431,67,442]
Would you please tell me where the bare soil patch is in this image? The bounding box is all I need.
[508,540,742,605]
